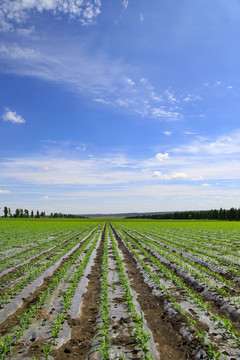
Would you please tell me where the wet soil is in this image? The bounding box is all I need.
[0,229,88,288]
[111,225,200,360]
[136,230,240,287]
[124,229,240,331]
[0,229,97,338]
[51,228,105,360]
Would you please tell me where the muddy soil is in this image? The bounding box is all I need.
[0,229,88,286]
[51,229,105,360]
[124,228,240,331]
[111,225,200,360]
[0,229,98,338]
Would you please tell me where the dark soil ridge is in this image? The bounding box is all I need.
[0,229,73,263]
[132,228,239,285]
[111,224,200,360]
[165,235,240,281]
[0,227,100,338]
[0,233,87,299]
[0,227,90,287]
[122,228,240,336]
[91,232,145,359]
[155,233,240,287]
[51,226,106,360]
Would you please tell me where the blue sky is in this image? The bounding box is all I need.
[1,0,240,215]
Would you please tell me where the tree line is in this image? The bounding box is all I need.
[2,207,86,219]
[3,207,45,218]
[127,208,240,221]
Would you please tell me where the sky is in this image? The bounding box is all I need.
[1,0,240,215]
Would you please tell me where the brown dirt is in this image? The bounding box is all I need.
[0,229,97,338]
[123,228,240,332]
[0,229,88,288]
[111,225,201,360]
[142,231,240,287]
[51,227,105,360]
[0,265,67,338]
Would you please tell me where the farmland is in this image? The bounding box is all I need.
[1,219,240,359]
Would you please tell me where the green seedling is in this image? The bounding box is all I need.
[40,343,53,360]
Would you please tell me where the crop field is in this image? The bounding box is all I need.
[1,219,240,359]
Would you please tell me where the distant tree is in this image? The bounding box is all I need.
[218,208,224,220]
[8,208,12,217]
[24,209,29,218]
[3,206,8,217]
[228,207,236,221]
[40,211,45,217]
[35,210,40,218]
[31,210,34,218]
[14,208,20,218]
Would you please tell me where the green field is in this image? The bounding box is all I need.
[1,218,240,359]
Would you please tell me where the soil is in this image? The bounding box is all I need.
[124,228,240,332]
[51,228,105,360]
[0,229,97,338]
[111,225,200,360]
[0,229,88,288]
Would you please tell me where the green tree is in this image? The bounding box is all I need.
[14,208,20,218]
[24,209,29,218]
[3,206,8,217]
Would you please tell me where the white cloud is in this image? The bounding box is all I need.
[139,13,144,22]
[151,93,163,102]
[17,26,35,37]
[75,145,86,151]
[174,131,240,156]
[2,129,240,213]
[227,85,233,89]
[0,0,102,31]
[153,171,162,178]
[171,172,188,180]
[0,43,184,122]
[123,0,128,9]
[0,44,38,59]
[3,129,240,213]
[165,89,177,103]
[192,176,204,181]
[2,108,26,124]
[153,171,188,180]
[43,195,49,199]
[151,108,181,121]
[0,154,141,186]
[94,98,111,105]
[183,130,198,135]
[124,77,135,86]
[0,189,11,194]
[184,94,201,102]
[163,131,172,136]
[116,98,129,107]
[156,152,169,161]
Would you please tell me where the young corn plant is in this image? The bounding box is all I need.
[97,229,110,359]
[109,227,153,360]
[113,226,226,360]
